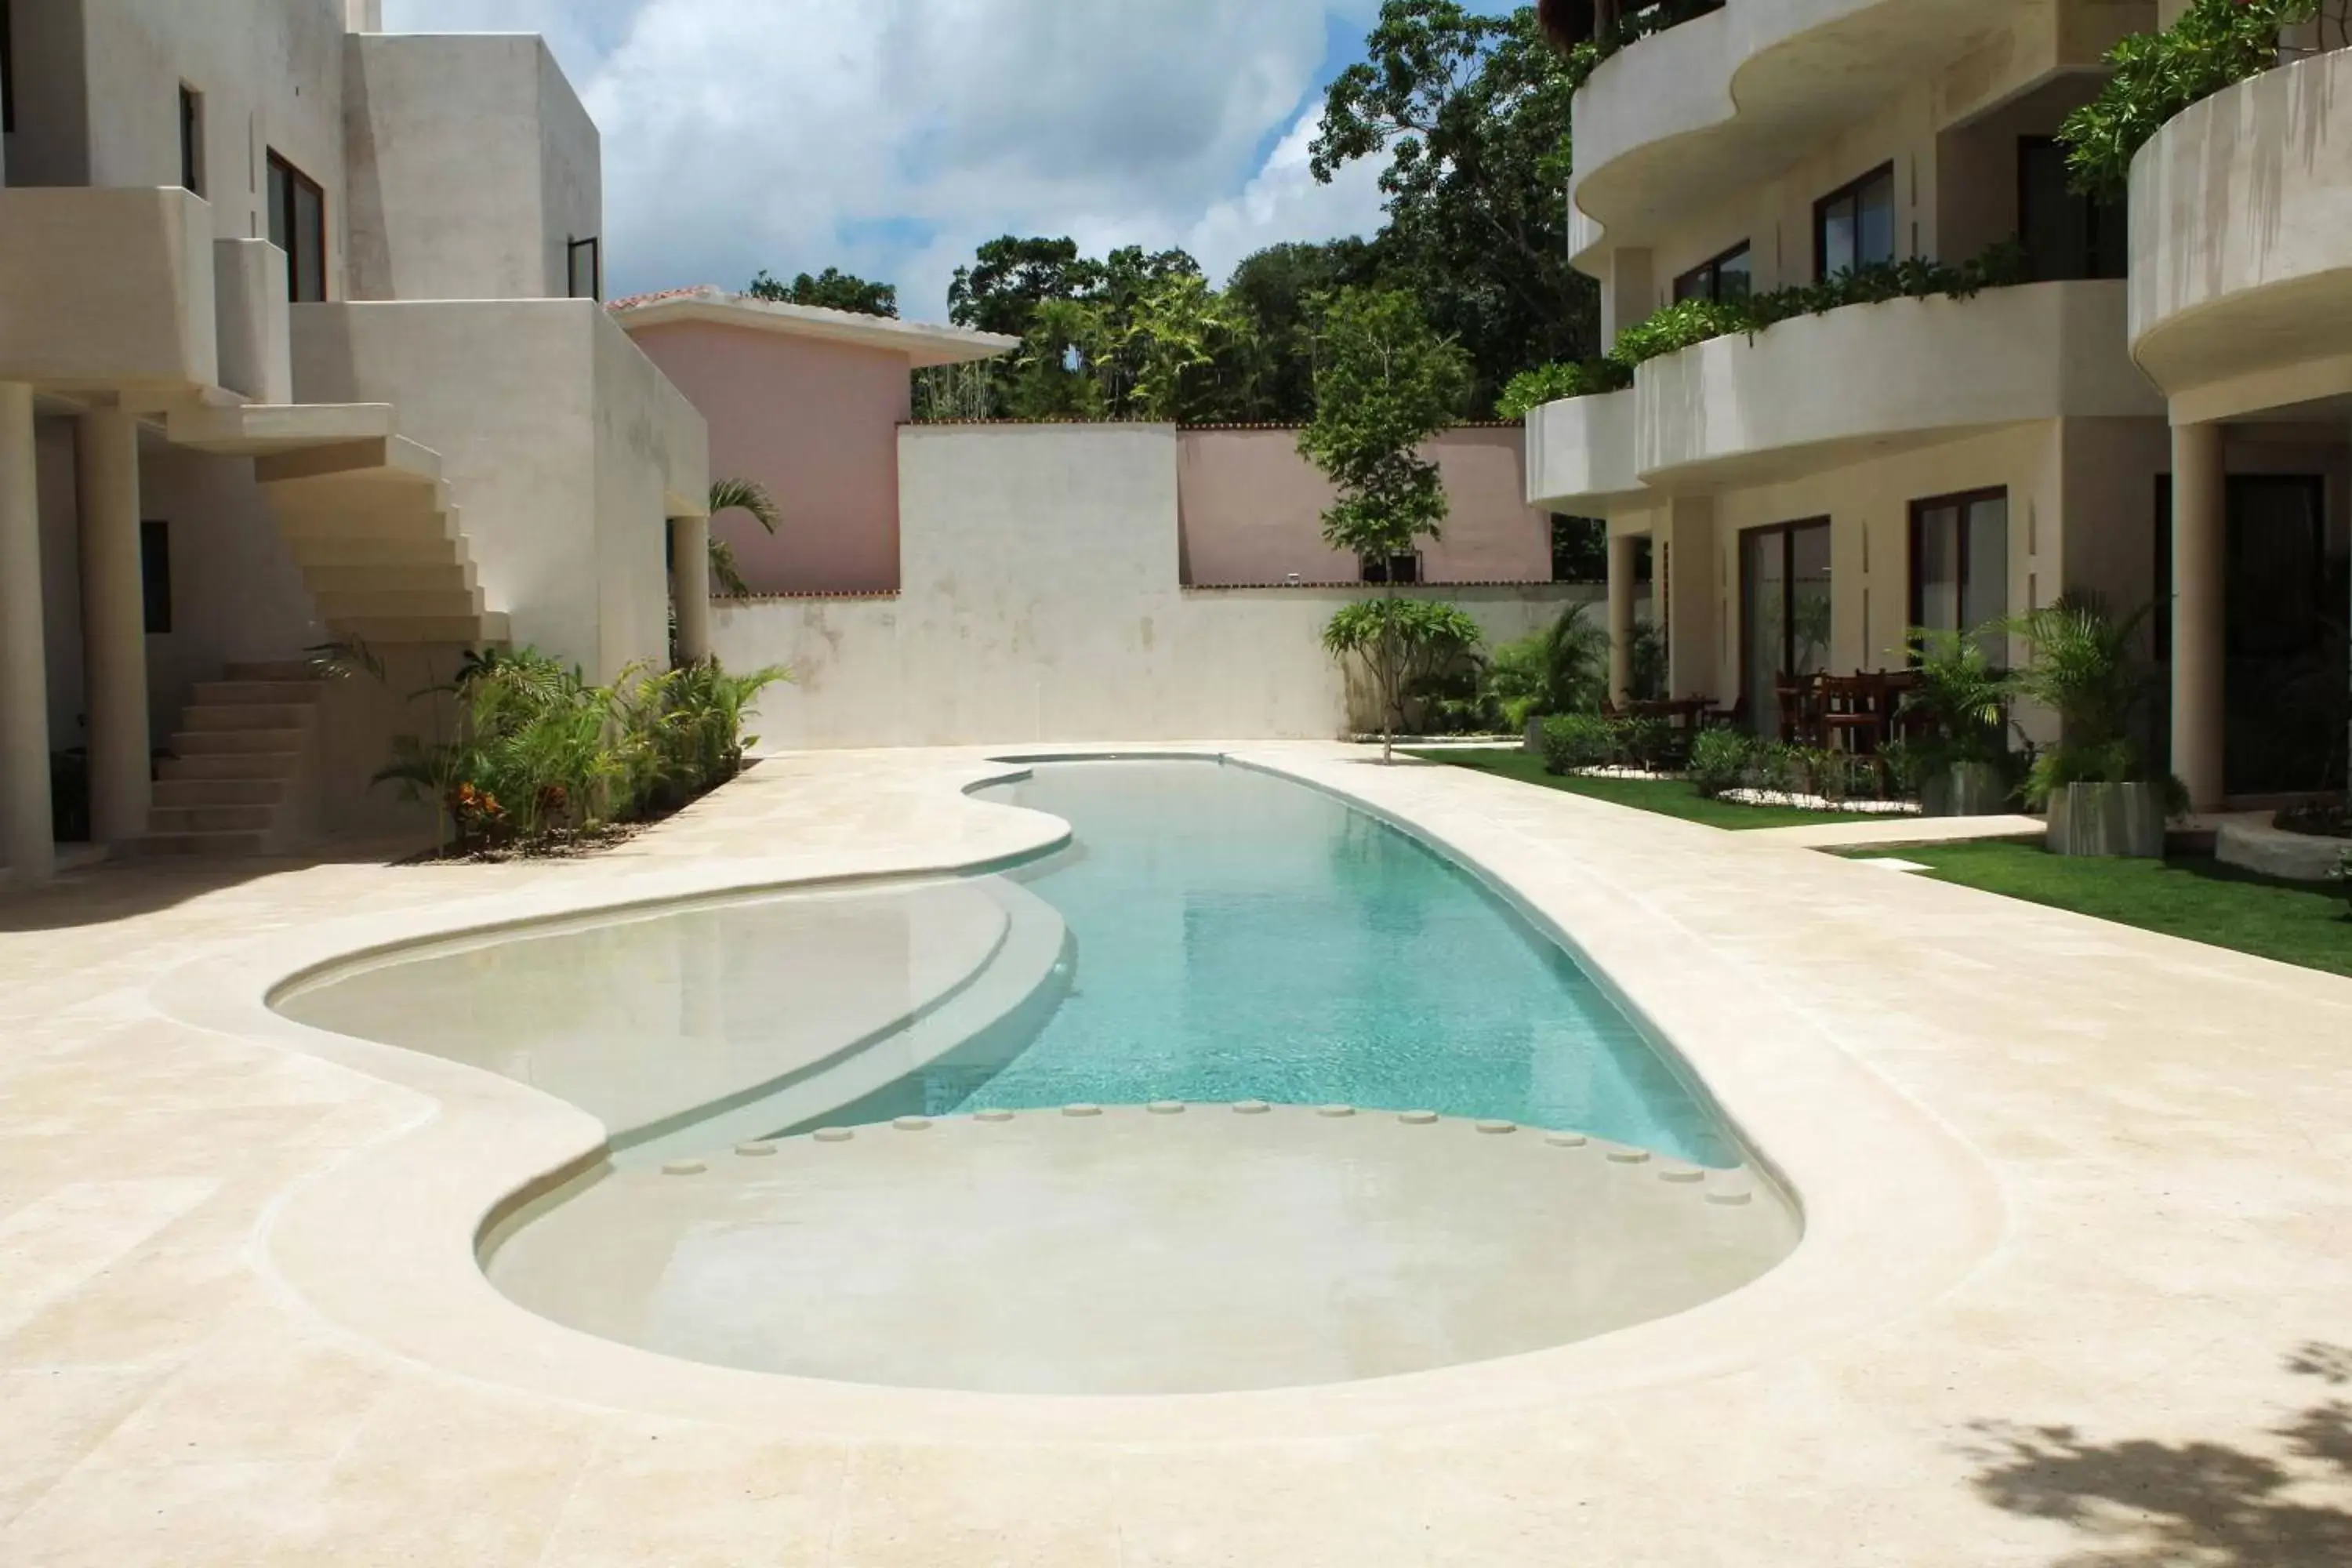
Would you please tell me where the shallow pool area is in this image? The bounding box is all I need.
[275,757,1792,1392]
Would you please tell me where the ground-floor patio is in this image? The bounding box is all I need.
[2,743,2348,1565]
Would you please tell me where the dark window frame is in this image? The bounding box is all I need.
[1813,162,1897,281]
[1671,241,1752,304]
[1907,486,2009,639]
[2,0,15,135]
[179,84,204,196]
[140,521,172,635]
[567,235,602,301]
[1359,551,1424,586]
[2017,136,2125,281]
[1738,517,1834,728]
[266,149,327,303]
[2153,473,2328,662]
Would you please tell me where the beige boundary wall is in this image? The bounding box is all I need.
[711,424,1595,749]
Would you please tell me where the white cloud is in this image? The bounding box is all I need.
[383,0,1406,316]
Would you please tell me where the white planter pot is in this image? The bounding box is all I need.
[2046,782,2166,858]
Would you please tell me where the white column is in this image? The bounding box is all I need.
[0,384,54,880]
[1606,531,1637,705]
[671,514,713,665]
[78,411,151,845]
[2169,420,2227,810]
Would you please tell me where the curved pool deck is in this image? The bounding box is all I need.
[4,742,2350,1564]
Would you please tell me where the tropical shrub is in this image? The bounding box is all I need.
[372,647,788,855]
[1325,597,1485,759]
[2003,596,2185,811]
[1539,713,1619,773]
[1483,601,1609,728]
[705,477,781,598]
[2058,0,2323,202]
[1615,715,1676,772]
[1497,358,1634,416]
[1687,728,1755,798]
[1899,626,2013,769]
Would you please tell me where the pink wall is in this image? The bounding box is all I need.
[1178,426,1553,586]
[626,320,909,593]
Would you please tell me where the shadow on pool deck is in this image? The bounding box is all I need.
[1965,1344,2352,1566]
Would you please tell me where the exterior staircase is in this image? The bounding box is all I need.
[166,401,510,646]
[137,663,324,857]
[126,400,513,857]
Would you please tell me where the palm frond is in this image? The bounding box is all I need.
[708,477,780,535]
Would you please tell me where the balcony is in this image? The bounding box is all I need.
[1593,281,2160,490]
[0,187,220,394]
[2129,45,2352,422]
[1526,388,1643,510]
[1569,0,2031,266]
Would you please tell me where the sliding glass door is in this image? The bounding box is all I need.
[1741,521,1832,731]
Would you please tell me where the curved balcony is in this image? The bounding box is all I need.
[2129,45,2352,423]
[1632,281,2159,487]
[1526,388,1643,510]
[1569,0,2024,267]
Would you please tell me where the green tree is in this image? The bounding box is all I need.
[1325,600,1485,760]
[1004,296,1111,420]
[1120,271,1254,421]
[1312,1,1596,413]
[1220,239,1380,421]
[946,236,1105,338]
[746,267,898,318]
[1301,287,1472,759]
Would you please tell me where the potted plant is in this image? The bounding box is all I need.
[2005,596,2184,857]
[1898,627,2013,816]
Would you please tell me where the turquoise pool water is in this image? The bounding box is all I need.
[902,760,1737,1166]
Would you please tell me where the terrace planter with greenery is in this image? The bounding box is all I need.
[2005,597,2184,859]
[1899,628,2016,818]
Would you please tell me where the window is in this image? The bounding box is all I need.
[178,85,205,196]
[1671,242,1751,305]
[567,235,602,301]
[266,151,326,303]
[2019,138,2125,281]
[1909,489,2009,657]
[140,521,172,635]
[1740,521,1832,731]
[1814,164,1896,280]
[2,0,15,135]
[1359,553,1421,585]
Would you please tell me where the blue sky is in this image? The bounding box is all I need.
[381,0,1515,316]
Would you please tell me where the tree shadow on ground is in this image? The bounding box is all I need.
[1966,1344,2352,1566]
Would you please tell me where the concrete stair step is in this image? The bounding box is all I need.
[313,588,485,622]
[223,661,314,682]
[325,615,501,644]
[285,535,464,569]
[158,751,303,781]
[302,562,476,597]
[255,434,443,488]
[148,804,277,833]
[181,703,319,732]
[170,728,312,756]
[192,680,321,706]
[154,778,285,808]
[132,829,274,858]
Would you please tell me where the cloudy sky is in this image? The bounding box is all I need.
[380,0,1512,318]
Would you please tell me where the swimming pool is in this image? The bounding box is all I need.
[934,759,1736,1163]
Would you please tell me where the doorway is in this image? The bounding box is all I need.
[1740,520,1833,732]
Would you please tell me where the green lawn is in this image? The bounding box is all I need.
[1891,840,2352,979]
[1406,748,1864,830]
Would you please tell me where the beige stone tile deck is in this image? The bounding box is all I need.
[3,744,2350,1565]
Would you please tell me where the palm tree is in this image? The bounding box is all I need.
[706,477,780,597]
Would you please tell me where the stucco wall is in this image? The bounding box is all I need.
[708,424,1589,749]
[291,299,705,681]
[626,321,909,593]
[51,0,351,282]
[343,32,600,303]
[1177,426,1553,586]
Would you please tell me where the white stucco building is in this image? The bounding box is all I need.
[0,0,710,877]
[1534,0,2350,809]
